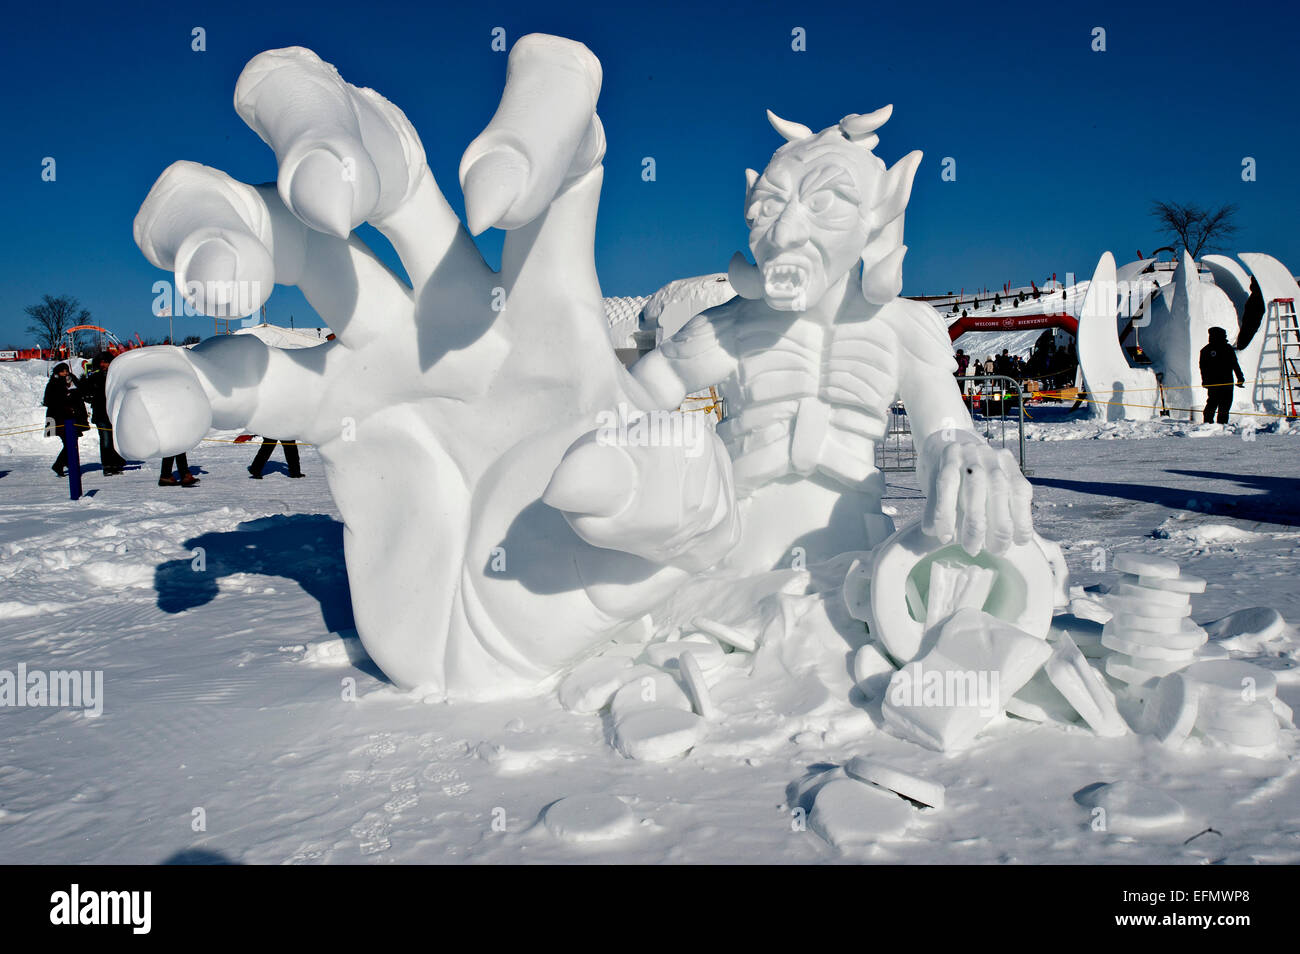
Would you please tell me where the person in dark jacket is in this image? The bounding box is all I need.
[1234,276,1265,351]
[1200,327,1245,424]
[159,454,199,487]
[42,363,83,477]
[82,352,126,475]
[247,437,304,479]
[954,349,970,394]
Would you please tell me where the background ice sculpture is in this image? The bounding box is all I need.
[110,37,744,699]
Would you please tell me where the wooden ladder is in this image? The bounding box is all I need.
[1264,298,1300,417]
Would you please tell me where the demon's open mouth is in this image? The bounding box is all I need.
[762,260,810,306]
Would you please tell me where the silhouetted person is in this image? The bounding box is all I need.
[160,454,198,487]
[82,352,126,475]
[1200,327,1245,424]
[42,363,80,478]
[1235,276,1265,350]
[248,437,303,479]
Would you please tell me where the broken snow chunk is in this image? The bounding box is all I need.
[613,708,703,761]
[609,668,691,723]
[1182,660,1277,703]
[690,616,757,653]
[844,756,944,809]
[1109,586,1191,614]
[644,636,725,674]
[1203,607,1287,651]
[1270,696,1294,728]
[1007,668,1081,724]
[923,559,996,632]
[1044,633,1128,736]
[1195,698,1279,747]
[543,794,635,843]
[1139,673,1198,747]
[842,556,872,623]
[1136,573,1206,594]
[809,778,914,849]
[1075,781,1186,834]
[880,609,1052,752]
[557,656,637,713]
[1068,597,1112,624]
[1113,553,1181,579]
[679,650,719,720]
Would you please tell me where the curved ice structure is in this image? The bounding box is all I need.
[1076,252,1158,421]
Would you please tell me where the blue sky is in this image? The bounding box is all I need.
[2,0,1296,345]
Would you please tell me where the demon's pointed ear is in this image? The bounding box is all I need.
[728,250,764,300]
[872,150,922,227]
[745,167,759,193]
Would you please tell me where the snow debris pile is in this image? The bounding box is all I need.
[543,522,1292,852]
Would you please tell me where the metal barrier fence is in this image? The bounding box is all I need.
[875,375,1029,475]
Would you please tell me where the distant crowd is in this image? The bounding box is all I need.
[42,352,304,487]
[954,331,1078,394]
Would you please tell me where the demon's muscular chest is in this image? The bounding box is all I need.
[715,313,901,495]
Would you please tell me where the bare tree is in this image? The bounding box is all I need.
[24,294,90,352]
[1149,201,1239,258]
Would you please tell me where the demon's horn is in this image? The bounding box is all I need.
[766,109,812,142]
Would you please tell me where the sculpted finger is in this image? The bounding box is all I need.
[957,445,988,556]
[923,441,961,544]
[460,34,603,235]
[1002,452,1035,545]
[106,347,213,458]
[134,161,276,318]
[985,458,1014,555]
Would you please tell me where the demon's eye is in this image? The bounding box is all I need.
[806,190,833,214]
[760,196,784,219]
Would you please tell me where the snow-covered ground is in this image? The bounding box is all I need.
[1,360,1298,863]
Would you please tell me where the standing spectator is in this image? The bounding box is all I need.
[1199,327,1245,424]
[247,437,304,479]
[42,363,81,478]
[159,454,199,487]
[982,355,996,375]
[82,352,126,475]
[954,349,970,394]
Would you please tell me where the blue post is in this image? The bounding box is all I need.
[63,418,81,500]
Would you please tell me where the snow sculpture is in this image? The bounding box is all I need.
[110,37,745,699]
[109,36,1049,704]
[1139,251,1239,421]
[1076,252,1159,421]
[632,107,1036,572]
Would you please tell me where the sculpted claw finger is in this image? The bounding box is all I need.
[106,348,213,458]
[985,464,1014,555]
[542,439,635,518]
[925,442,961,543]
[957,445,988,556]
[459,34,603,232]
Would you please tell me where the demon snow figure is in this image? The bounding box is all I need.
[631,107,1035,574]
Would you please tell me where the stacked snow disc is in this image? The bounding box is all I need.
[1101,554,1206,689]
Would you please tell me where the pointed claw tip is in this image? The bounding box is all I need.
[286,148,362,238]
[461,148,529,235]
[543,440,635,517]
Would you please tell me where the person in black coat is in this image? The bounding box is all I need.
[1200,327,1245,424]
[247,437,303,479]
[42,363,83,477]
[1234,276,1265,351]
[82,352,126,475]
